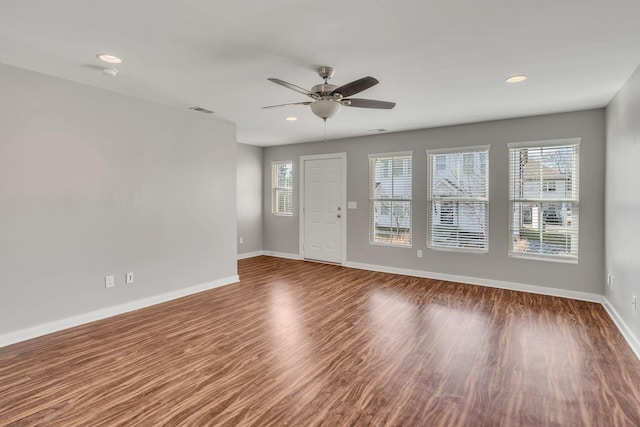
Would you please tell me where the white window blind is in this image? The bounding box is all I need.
[369,152,412,246]
[508,140,579,261]
[271,160,293,215]
[427,147,489,252]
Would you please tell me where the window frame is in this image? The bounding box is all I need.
[507,138,580,262]
[271,160,294,216]
[368,151,413,247]
[426,145,490,253]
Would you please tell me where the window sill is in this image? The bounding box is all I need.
[508,252,578,264]
[369,241,412,249]
[427,245,488,255]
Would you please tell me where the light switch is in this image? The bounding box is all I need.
[347,201,357,209]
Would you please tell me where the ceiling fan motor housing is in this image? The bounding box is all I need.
[311,83,338,96]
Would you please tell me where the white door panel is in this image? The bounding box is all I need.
[303,157,343,263]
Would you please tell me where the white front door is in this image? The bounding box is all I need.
[302,156,344,263]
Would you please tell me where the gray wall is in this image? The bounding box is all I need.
[0,64,238,335]
[263,109,605,294]
[237,143,263,255]
[605,65,640,344]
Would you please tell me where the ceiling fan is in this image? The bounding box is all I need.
[263,66,396,121]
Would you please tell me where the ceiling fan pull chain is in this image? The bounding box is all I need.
[324,119,327,142]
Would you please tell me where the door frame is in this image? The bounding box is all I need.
[299,152,347,265]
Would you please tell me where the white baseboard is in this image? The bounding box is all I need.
[344,262,640,361]
[262,251,302,260]
[6,258,637,363]
[344,261,602,303]
[239,250,302,261]
[602,297,640,360]
[0,275,239,349]
[237,251,265,260]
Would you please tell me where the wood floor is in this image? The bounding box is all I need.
[1,256,640,426]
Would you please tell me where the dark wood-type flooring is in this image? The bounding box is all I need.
[1,256,640,426]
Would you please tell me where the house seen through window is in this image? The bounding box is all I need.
[271,160,293,215]
[369,152,412,246]
[427,147,489,252]
[508,140,579,261]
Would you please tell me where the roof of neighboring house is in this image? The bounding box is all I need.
[522,161,567,180]
[433,178,460,196]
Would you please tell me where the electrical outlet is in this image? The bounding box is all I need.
[417,250,423,258]
[239,237,244,244]
[105,275,115,289]
[126,272,134,284]
[607,274,614,288]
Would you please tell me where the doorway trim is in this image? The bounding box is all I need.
[299,152,347,265]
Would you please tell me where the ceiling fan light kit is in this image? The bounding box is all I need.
[310,99,342,120]
[264,66,395,121]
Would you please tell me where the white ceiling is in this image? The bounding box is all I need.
[1,0,639,146]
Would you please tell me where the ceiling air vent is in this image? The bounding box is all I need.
[189,106,215,114]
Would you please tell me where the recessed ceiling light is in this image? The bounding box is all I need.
[97,53,122,64]
[506,75,527,84]
[285,116,297,121]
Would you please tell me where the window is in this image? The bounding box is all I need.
[508,140,579,261]
[543,181,557,192]
[369,152,412,246]
[271,160,293,215]
[463,153,475,174]
[440,202,455,224]
[392,157,411,177]
[427,146,489,252]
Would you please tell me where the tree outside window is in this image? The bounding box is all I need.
[369,153,412,246]
[509,141,579,260]
[271,161,293,215]
[427,147,489,251]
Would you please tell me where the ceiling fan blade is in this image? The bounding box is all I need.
[267,78,315,97]
[343,98,396,109]
[331,76,379,97]
[262,101,312,109]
